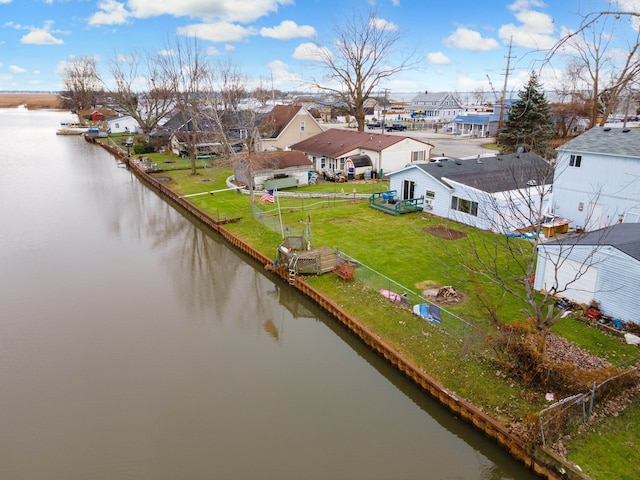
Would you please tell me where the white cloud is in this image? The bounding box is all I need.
[427,51,451,65]
[126,0,293,24]
[20,22,64,45]
[260,20,315,40]
[157,49,176,57]
[500,1,557,49]
[266,59,302,85]
[292,42,330,61]
[9,65,26,73]
[176,22,256,42]
[444,27,499,51]
[224,44,235,51]
[205,46,220,55]
[370,17,398,31]
[88,0,131,26]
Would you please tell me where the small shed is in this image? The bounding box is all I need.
[345,154,373,179]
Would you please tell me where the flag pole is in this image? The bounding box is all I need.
[275,188,285,239]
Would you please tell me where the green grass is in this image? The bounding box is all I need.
[565,394,640,480]
[148,162,639,479]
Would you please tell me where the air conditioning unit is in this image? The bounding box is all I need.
[424,198,433,209]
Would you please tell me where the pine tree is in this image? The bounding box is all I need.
[498,72,555,158]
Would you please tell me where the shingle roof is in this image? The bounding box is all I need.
[557,126,640,158]
[545,223,640,261]
[258,105,302,138]
[412,152,553,193]
[290,129,430,158]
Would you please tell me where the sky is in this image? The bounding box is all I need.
[1,0,639,99]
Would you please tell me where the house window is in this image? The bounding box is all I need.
[411,150,425,162]
[300,121,305,132]
[451,196,478,216]
[569,154,582,167]
[425,190,435,200]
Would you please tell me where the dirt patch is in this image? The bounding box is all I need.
[416,280,465,304]
[424,225,467,240]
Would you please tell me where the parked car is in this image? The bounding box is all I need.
[385,123,407,132]
[367,121,382,129]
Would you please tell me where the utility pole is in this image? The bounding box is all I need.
[380,88,391,132]
[498,37,515,130]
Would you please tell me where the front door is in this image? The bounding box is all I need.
[402,180,415,200]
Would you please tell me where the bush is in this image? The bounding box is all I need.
[133,142,155,154]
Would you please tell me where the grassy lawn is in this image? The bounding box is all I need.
[148,161,640,479]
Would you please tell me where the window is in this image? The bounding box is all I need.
[569,154,582,167]
[300,121,305,132]
[402,180,415,200]
[451,196,478,216]
[425,190,435,199]
[411,150,425,162]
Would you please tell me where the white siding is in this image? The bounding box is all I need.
[535,244,640,324]
[553,151,640,231]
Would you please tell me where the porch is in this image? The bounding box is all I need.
[369,191,424,216]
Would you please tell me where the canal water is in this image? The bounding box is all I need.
[0,108,538,479]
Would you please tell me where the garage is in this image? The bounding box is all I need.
[541,254,598,305]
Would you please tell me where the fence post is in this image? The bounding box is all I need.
[588,381,596,417]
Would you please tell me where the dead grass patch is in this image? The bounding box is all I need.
[424,225,467,240]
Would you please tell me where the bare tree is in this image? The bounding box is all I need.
[546,10,640,127]
[156,37,214,175]
[60,55,102,114]
[108,51,176,134]
[306,9,416,131]
[452,154,608,359]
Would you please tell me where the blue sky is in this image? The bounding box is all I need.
[1,0,638,98]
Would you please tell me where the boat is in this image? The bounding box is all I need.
[56,127,88,135]
[413,303,442,323]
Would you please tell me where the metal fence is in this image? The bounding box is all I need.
[538,367,638,448]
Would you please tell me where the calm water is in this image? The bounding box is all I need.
[0,108,538,479]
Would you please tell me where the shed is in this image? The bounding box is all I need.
[534,223,640,324]
[345,154,373,179]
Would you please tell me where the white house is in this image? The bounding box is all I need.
[551,126,640,231]
[409,91,464,123]
[534,223,640,324]
[290,128,433,177]
[387,152,554,232]
[106,115,141,134]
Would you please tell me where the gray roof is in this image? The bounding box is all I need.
[545,223,640,261]
[409,152,553,193]
[557,126,640,158]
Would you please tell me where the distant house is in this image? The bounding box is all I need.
[409,91,464,123]
[451,100,514,137]
[256,105,323,152]
[106,115,141,134]
[290,128,433,177]
[534,223,640,324]
[387,152,553,231]
[233,151,313,190]
[551,126,640,231]
[169,132,223,157]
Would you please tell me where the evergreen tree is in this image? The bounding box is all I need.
[498,72,555,158]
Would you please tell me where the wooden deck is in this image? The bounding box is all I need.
[369,191,424,216]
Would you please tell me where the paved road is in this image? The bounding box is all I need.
[324,123,497,160]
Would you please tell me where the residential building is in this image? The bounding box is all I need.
[256,105,323,152]
[233,151,313,190]
[551,126,640,231]
[387,152,553,232]
[534,223,640,324]
[409,91,464,123]
[290,128,433,177]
